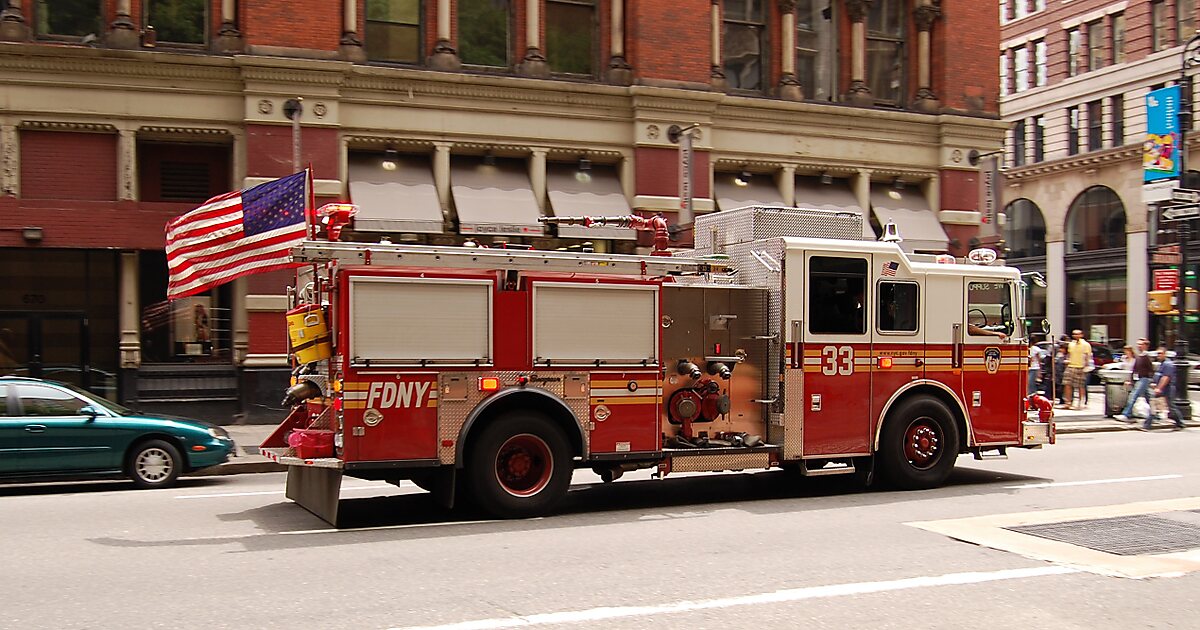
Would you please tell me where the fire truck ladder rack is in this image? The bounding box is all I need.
[290,241,732,276]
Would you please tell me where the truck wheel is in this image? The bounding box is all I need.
[466,413,571,518]
[128,439,183,489]
[878,397,959,490]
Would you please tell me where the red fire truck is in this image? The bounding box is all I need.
[262,206,1053,525]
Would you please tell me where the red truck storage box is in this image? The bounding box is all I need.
[288,429,335,459]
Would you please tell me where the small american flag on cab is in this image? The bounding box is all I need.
[165,171,309,300]
[882,261,899,277]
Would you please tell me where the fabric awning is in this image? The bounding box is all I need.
[348,154,444,233]
[795,176,874,239]
[869,184,949,253]
[715,171,787,210]
[451,157,544,237]
[546,163,636,240]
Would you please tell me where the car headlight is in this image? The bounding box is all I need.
[208,427,230,440]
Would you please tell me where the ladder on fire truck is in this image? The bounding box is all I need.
[289,241,733,276]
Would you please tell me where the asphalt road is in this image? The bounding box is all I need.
[4,431,1200,630]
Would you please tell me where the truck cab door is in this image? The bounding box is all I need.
[960,279,1022,444]
[871,265,925,433]
[801,253,873,457]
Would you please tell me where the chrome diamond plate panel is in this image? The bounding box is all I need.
[694,206,866,253]
[669,451,773,473]
[782,369,804,459]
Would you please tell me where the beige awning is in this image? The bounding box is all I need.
[451,157,544,237]
[795,176,874,239]
[869,184,949,253]
[546,163,636,240]
[348,154,444,233]
[715,171,787,210]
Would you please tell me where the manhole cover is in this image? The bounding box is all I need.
[1007,514,1200,556]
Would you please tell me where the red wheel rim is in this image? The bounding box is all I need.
[495,434,553,497]
[902,417,942,470]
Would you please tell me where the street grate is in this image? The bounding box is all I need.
[1006,515,1200,556]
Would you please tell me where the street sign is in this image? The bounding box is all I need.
[1171,188,1200,203]
[1143,180,1178,203]
[1151,244,1183,265]
[1162,204,1200,221]
[1154,268,1180,291]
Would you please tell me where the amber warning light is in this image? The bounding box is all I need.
[876,356,893,369]
[479,377,501,392]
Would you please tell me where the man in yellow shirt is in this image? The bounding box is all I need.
[1062,329,1092,410]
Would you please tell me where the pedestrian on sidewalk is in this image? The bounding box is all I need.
[1117,338,1154,422]
[1061,329,1092,410]
[1050,344,1067,404]
[1027,342,1043,395]
[1143,346,1185,431]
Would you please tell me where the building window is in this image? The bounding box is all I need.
[137,142,232,203]
[1002,198,1047,259]
[723,0,767,91]
[365,0,421,63]
[1087,21,1104,71]
[1111,12,1125,64]
[1183,76,1196,131]
[1087,100,1103,151]
[546,0,596,75]
[866,0,905,105]
[1033,39,1047,86]
[1033,115,1045,162]
[1000,52,1010,97]
[460,0,511,67]
[34,0,102,38]
[145,0,206,44]
[1152,1,1166,53]
[1014,46,1029,92]
[1066,186,1126,253]
[1067,106,1080,155]
[1179,0,1196,44]
[796,0,836,101]
[1110,95,1124,146]
[1067,28,1081,77]
[1012,119,1026,167]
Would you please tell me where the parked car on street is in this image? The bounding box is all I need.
[0,377,235,488]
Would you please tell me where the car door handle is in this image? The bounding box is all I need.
[24,425,47,433]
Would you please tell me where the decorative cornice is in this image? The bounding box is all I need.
[0,46,238,83]
[1004,145,1140,180]
[343,71,629,111]
[138,125,233,138]
[19,120,117,133]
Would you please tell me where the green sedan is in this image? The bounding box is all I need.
[0,377,236,488]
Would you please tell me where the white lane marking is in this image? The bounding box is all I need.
[386,566,1078,630]
[1005,474,1183,489]
[174,485,390,499]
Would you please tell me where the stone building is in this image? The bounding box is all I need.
[0,0,1003,420]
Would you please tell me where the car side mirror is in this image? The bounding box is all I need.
[1041,319,1050,335]
[79,405,101,420]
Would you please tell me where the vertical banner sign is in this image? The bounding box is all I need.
[678,131,694,225]
[1145,85,1182,183]
[978,155,1000,237]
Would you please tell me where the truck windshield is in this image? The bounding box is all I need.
[967,281,1014,337]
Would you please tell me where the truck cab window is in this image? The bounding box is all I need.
[967,281,1014,337]
[878,281,919,333]
[809,256,868,335]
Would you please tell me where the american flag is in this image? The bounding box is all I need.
[882,261,899,277]
[166,171,308,300]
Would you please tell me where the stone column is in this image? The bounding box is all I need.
[117,128,137,202]
[779,164,797,206]
[433,142,452,216]
[214,0,244,53]
[1046,240,1066,338]
[912,0,941,112]
[530,148,548,213]
[607,0,632,84]
[118,251,141,370]
[778,1,803,100]
[0,0,31,41]
[339,0,366,61]
[429,0,462,70]
[0,123,18,197]
[852,168,871,212]
[710,0,726,90]
[845,0,872,106]
[1127,231,1150,345]
[620,153,635,202]
[107,0,139,49]
[518,0,549,77]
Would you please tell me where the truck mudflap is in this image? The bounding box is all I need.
[1020,420,1055,446]
[285,465,343,526]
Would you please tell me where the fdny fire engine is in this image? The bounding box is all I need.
[262,206,1053,525]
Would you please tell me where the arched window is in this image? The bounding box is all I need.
[1065,186,1125,253]
[1002,199,1046,259]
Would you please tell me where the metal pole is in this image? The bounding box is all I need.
[1177,39,1199,420]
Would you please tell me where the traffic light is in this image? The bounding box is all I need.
[1147,288,1200,314]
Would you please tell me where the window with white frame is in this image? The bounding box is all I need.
[1014,46,1029,92]
[1034,39,1047,86]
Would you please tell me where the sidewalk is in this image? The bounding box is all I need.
[190,386,1195,477]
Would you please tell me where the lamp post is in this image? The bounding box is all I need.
[1175,35,1200,421]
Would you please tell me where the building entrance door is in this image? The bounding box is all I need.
[0,311,92,392]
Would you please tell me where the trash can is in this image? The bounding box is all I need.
[1100,368,1131,418]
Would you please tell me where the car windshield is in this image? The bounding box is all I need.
[57,381,132,415]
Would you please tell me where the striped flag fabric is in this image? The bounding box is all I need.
[882,261,899,277]
[166,171,309,300]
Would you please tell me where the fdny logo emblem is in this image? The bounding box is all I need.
[984,347,1002,375]
[366,381,433,409]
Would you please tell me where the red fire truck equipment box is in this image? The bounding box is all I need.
[288,429,335,459]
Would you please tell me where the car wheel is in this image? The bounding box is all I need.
[878,397,959,490]
[466,412,571,518]
[128,439,183,489]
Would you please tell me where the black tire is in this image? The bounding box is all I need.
[877,397,959,490]
[127,439,183,489]
[465,412,571,518]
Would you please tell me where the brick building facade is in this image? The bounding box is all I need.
[0,0,1005,421]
